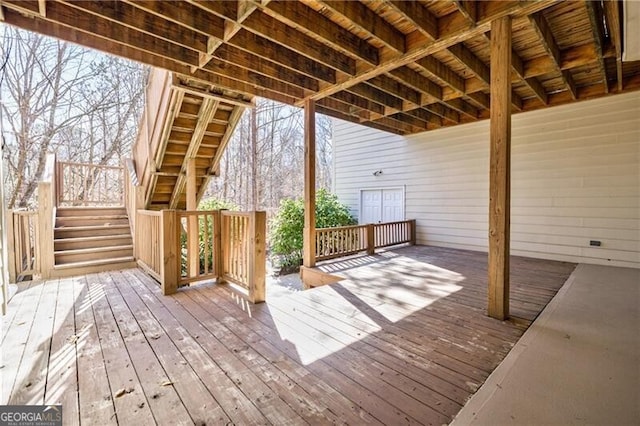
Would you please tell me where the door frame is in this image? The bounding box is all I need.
[358,186,406,224]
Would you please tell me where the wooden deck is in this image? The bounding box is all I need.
[1,246,575,425]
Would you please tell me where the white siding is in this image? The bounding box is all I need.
[333,92,640,268]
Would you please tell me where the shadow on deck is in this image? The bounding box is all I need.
[2,245,576,425]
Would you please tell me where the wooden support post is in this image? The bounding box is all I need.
[248,211,266,303]
[366,224,375,255]
[488,16,512,320]
[302,99,316,268]
[132,186,145,259]
[409,219,417,246]
[6,210,17,283]
[213,210,224,282]
[160,210,178,295]
[38,181,55,279]
[186,158,199,278]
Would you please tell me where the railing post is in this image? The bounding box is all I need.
[38,154,56,280]
[214,210,224,283]
[6,210,17,283]
[366,223,375,255]
[410,219,417,245]
[247,211,266,303]
[160,210,179,295]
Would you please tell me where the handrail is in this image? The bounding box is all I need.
[56,161,125,206]
[315,219,416,263]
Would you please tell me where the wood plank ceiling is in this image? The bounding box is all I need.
[1,0,639,135]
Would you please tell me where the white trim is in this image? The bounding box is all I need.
[358,186,406,224]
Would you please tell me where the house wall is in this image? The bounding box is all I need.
[333,91,640,268]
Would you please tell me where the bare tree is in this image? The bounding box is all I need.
[206,98,333,214]
[0,27,145,208]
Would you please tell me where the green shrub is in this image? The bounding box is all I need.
[270,189,355,272]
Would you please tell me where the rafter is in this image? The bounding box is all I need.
[212,44,319,92]
[296,0,555,106]
[241,11,356,75]
[313,0,406,53]
[229,29,336,84]
[193,0,266,70]
[385,0,438,39]
[529,12,577,100]
[262,0,379,65]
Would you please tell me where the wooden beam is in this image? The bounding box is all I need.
[385,1,438,39]
[302,99,316,268]
[416,55,466,95]
[449,42,523,110]
[17,0,200,66]
[369,74,421,106]
[452,0,547,109]
[212,44,320,92]
[315,0,405,53]
[488,16,512,321]
[186,158,199,277]
[584,0,609,93]
[202,57,307,99]
[315,104,405,135]
[172,82,254,108]
[241,11,356,75]
[126,0,227,37]
[348,83,404,111]
[228,29,336,84]
[262,0,379,65]
[603,0,623,91]
[297,0,555,106]
[59,0,212,52]
[529,12,577,100]
[194,0,265,70]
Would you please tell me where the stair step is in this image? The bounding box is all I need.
[55,215,129,227]
[55,244,133,265]
[56,206,127,217]
[54,224,131,238]
[52,256,137,277]
[54,234,133,251]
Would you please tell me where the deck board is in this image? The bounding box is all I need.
[2,246,575,425]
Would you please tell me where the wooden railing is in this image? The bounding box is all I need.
[220,211,266,303]
[56,161,124,206]
[135,210,163,282]
[374,220,416,249]
[135,209,266,303]
[314,219,416,263]
[6,210,40,282]
[316,224,369,261]
[177,210,220,286]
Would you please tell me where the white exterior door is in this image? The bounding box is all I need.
[360,188,404,223]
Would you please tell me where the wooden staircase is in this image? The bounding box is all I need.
[52,206,135,276]
[133,69,252,210]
